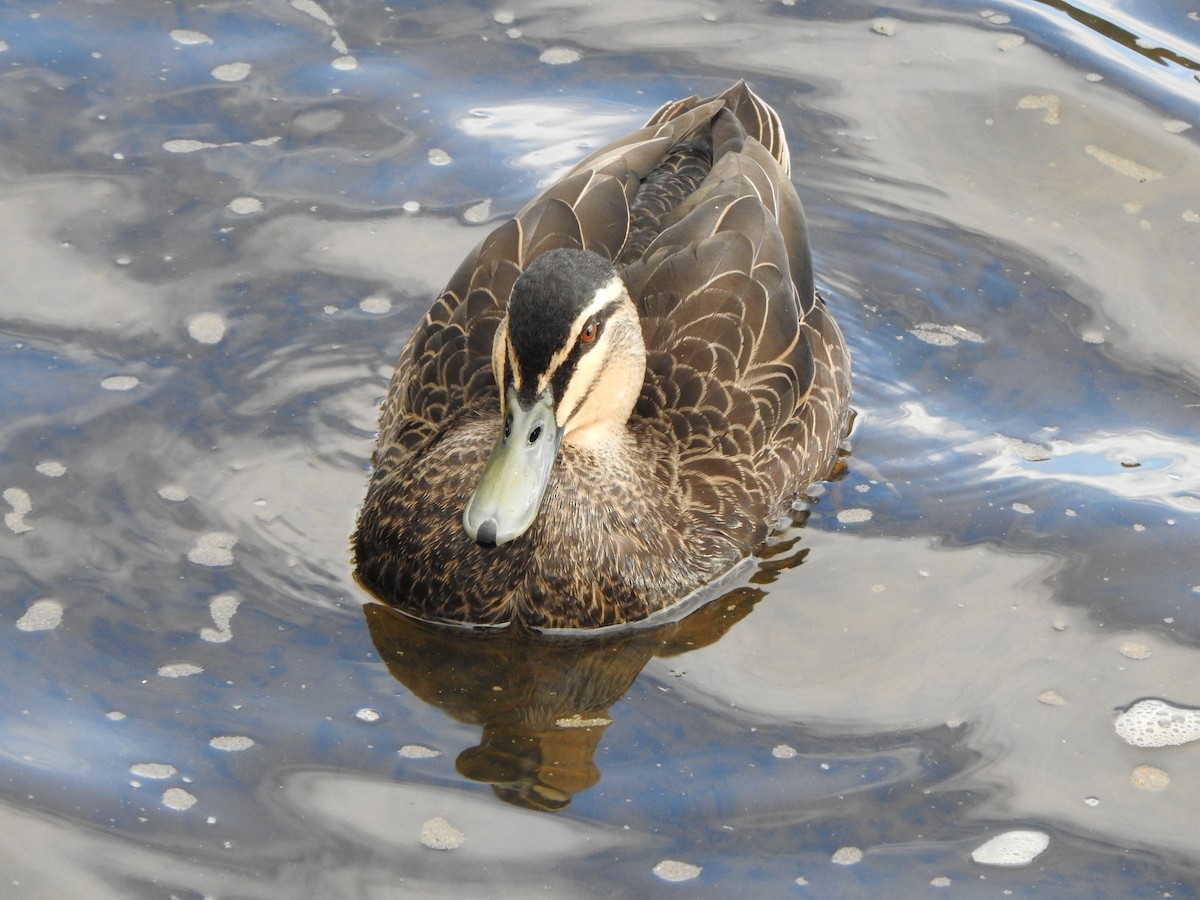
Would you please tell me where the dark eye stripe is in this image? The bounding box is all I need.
[550,300,622,414]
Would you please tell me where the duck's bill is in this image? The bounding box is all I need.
[463,387,563,546]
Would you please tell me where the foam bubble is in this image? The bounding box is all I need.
[187,532,237,567]
[1115,699,1200,748]
[398,744,441,759]
[101,375,139,391]
[831,846,863,865]
[1118,641,1152,660]
[359,296,391,315]
[187,312,226,344]
[16,599,63,632]
[772,744,798,759]
[420,816,465,850]
[162,787,197,810]
[131,763,176,779]
[227,197,263,215]
[837,508,872,524]
[970,830,1049,866]
[210,735,255,751]
[158,663,203,678]
[1131,764,1170,791]
[158,484,189,502]
[36,461,66,477]
[653,860,701,881]
[4,487,33,533]
[211,62,251,82]
[540,47,581,65]
[200,593,240,643]
[170,29,213,45]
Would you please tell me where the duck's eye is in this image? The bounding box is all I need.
[579,318,601,345]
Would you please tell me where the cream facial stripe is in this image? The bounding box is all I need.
[535,275,626,396]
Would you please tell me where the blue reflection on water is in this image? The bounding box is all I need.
[1,0,1199,895]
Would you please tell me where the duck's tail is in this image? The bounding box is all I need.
[644,80,791,177]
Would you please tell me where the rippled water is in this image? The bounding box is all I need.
[2,0,1198,896]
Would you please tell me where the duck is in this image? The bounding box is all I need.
[353,81,851,630]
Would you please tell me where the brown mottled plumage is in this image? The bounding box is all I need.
[353,81,851,629]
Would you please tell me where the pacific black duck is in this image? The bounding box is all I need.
[354,81,851,629]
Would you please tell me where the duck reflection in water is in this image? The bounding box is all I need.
[362,519,816,811]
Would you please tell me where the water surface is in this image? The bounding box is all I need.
[1,0,1198,896]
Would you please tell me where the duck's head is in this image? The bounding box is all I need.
[463,248,646,547]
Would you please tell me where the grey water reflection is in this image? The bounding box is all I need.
[2,0,1200,896]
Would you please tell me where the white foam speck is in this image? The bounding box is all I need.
[16,599,63,632]
[187,531,237,567]
[101,375,140,391]
[539,47,580,65]
[211,62,251,82]
[1037,690,1067,706]
[35,461,66,477]
[988,12,1011,24]
[997,35,1025,50]
[227,196,263,215]
[772,743,798,759]
[463,199,492,223]
[170,29,213,45]
[291,0,335,26]
[201,593,240,643]
[427,148,451,166]
[653,860,702,881]
[1131,764,1170,792]
[332,55,357,70]
[187,312,227,344]
[555,714,611,728]
[1017,94,1063,125]
[909,322,985,345]
[837,508,872,524]
[398,744,441,759]
[210,735,255,751]
[163,139,219,154]
[1115,699,1200,748]
[355,708,380,722]
[158,663,204,678]
[158,484,189,502]
[4,487,33,533]
[999,435,1052,461]
[131,763,176,779]
[1118,641,1152,660]
[0,40,9,52]
[106,711,127,721]
[1012,502,1034,515]
[831,846,863,866]
[870,19,896,36]
[402,200,421,213]
[970,830,1049,866]
[162,787,197,810]
[359,296,391,315]
[420,816,465,850]
[493,9,515,24]
[931,876,952,887]
[1085,145,1164,182]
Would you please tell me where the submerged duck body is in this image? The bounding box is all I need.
[354,81,851,629]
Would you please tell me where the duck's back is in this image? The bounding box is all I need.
[355,82,851,629]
